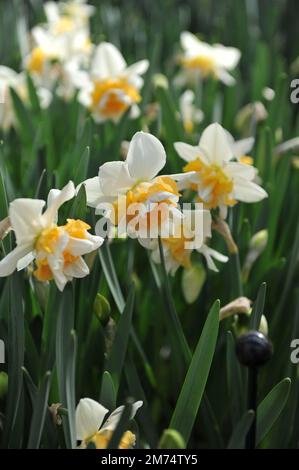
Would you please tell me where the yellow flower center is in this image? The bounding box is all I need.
[112,176,180,227]
[33,220,90,282]
[91,79,141,118]
[183,159,236,209]
[240,155,253,165]
[54,16,75,34]
[182,55,216,77]
[27,47,46,74]
[162,235,193,269]
[90,430,136,449]
[183,119,194,134]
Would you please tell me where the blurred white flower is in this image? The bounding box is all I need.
[180,32,241,86]
[0,181,103,291]
[179,89,204,134]
[78,42,149,123]
[82,132,191,238]
[44,0,95,30]
[75,398,142,449]
[0,65,51,131]
[175,123,267,219]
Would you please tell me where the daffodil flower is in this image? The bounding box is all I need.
[179,89,204,134]
[44,0,95,30]
[175,123,268,219]
[226,131,255,165]
[78,42,149,123]
[82,132,190,239]
[75,398,143,449]
[180,32,241,86]
[140,209,228,275]
[0,181,103,291]
[0,66,51,131]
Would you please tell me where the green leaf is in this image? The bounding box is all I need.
[10,87,34,144]
[227,411,255,449]
[256,378,291,445]
[2,273,25,448]
[73,146,90,186]
[26,73,41,114]
[55,285,77,449]
[170,300,220,443]
[27,371,52,449]
[106,284,135,392]
[226,331,245,425]
[99,371,116,411]
[250,282,267,330]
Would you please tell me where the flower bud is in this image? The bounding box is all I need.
[153,73,169,90]
[158,429,186,449]
[94,293,111,326]
[182,263,206,304]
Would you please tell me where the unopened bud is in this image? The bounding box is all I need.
[182,263,206,304]
[94,293,111,326]
[158,429,186,449]
[153,73,169,90]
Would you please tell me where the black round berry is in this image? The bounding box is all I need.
[235,331,273,368]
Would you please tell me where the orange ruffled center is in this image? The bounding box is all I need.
[91,78,141,118]
[33,219,90,282]
[183,159,236,209]
[89,430,136,449]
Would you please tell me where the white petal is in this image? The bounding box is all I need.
[42,181,75,225]
[126,132,166,181]
[99,161,134,196]
[101,400,143,432]
[180,31,201,52]
[125,60,149,77]
[174,142,199,162]
[63,256,89,279]
[232,138,254,159]
[76,398,109,441]
[232,179,268,203]
[213,45,241,70]
[0,244,33,276]
[67,234,103,256]
[216,68,236,86]
[199,123,233,165]
[92,42,126,79]
[225,162,257,180]
[17,251,35,271]
[199,245,228,272]
[9,199,45,244]
[80,176,103,208]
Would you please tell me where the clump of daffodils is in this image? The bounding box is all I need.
[179,32,241,86]
[78,42,149,123]
[24,0,94,100]
[75,398,142,449]
[0,181,103,291]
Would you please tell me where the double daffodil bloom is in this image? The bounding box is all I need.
[82,132,191,239]
[0,181,103,291]
[78,42,149,123]
[226,132,255,165]
[44,0,95,30]
[140,209,228,275]
[175,123,267,219]
[180,32,241,86]
[76,398,143,449]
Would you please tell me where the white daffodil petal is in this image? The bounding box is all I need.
[101,400,143,432]
[92,42,126,79]
[225,162,257,180]
[126,132,166,181]
[9,199,46,244]
[213,45,241,70]
[79,176,103,208]
[0,243,33,276]
[174,142,199,162]
[99,161,134,196]
[17,251,35,271]
[76,398,109,441]
[233,180,268,203]
[125,59,149,76]
[199,123,233,164]
[43,181,75,226]
[63,256,89,278]
[232,137,254,159]
[180,31,202,53]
